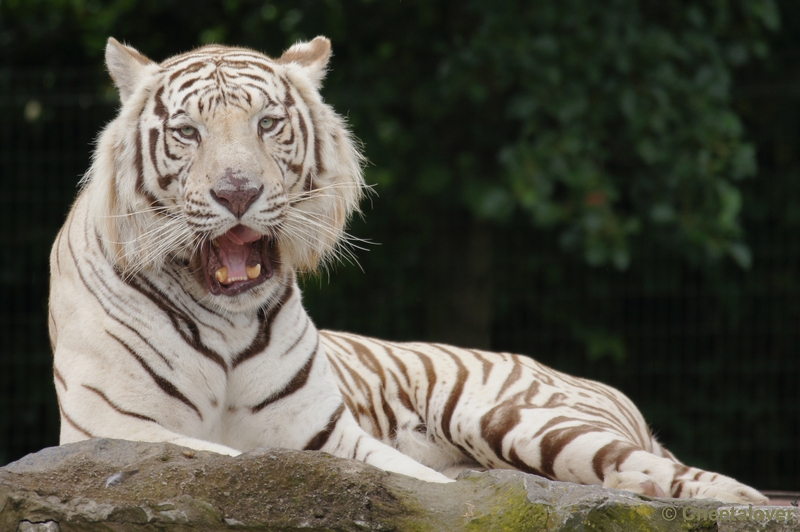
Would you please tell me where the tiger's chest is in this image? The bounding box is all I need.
[112,271,319,442]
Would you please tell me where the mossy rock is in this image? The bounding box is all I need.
[0,440,794,531]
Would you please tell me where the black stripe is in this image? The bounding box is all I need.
[48,307,58,353]
[230,71,269,84]
[148,127,178,190]
[411,350,437,421]
[223,58,275,73]
[470,349,494,386]
[304,403,345,451]
[592,441,637,482]
[433,345,472,457]
[322,337,383,437]
[134,123,164,208]
[351,434,364,459]
[123,274,227,371]
[380,341,412,386]
[231,281,294,368]
[326,352,356,397]
[66,213,173,373]
[250,341,317,414]
[479,400,547,477]
[169,60,206,82]
[57,396,93,438]
[162,268,234,329]
[160,49,277,70]
[539,424,605,479]
[53,364,67,390]
[86,236,175,370]
[341,336,397,440]
[53,225,64,274]
[579,377,647,445]
[83,384,159,424]
[495,361,522,401]
[153,86,168,120]
[313,121,324,178]
[178,75,204,92]
[107,331,202,420]
[278,315,310,358]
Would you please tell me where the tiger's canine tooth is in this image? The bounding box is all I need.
[246,264,261,280]
[215,267,228,283]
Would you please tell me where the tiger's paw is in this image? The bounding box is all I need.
[684,478,768,505]
[605,470,768,505]
[410,467,455,483]
[604,471,667,498]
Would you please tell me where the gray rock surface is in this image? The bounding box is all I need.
[0,439,795,531]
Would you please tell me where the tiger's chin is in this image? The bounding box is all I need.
[199,225,281,297]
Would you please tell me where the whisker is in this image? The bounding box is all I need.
[284,209,374,250]
[100,203,182,219]
[281,220,365,272]
[287,181,372,206]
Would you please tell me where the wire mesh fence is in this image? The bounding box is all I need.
[0,69,797,491]
[0,69,118,467]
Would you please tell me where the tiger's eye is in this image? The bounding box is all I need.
[179,125,197,137]
[260,117,275,130]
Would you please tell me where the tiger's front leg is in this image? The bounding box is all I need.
[227,340,452,484]
[58,390,242,457]
[312,403,453,484]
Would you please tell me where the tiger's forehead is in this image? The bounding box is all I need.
[156,46,289,114]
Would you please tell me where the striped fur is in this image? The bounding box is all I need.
[323,333,766,501]
[49,37,766,503]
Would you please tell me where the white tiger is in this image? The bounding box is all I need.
[48,36,767,504]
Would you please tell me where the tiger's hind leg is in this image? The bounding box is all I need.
[600,443,767,504]
[477,404,767,503]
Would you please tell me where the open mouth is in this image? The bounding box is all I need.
[201,225,275,296]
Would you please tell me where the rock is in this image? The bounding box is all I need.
[17,522,61,532]
[0,439,795,531]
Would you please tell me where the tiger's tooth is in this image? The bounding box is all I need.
[212,238,220,248]
[246,264,261,279]
[215,267,228,283]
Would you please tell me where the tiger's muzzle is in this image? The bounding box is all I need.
[200,171,282,296]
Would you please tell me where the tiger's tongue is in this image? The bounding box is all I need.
[218,226,261,280]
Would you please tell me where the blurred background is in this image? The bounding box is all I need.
[1,0,797,491]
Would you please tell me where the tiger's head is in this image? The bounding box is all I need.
[85,37,363,312]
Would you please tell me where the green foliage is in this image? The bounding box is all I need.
[330,0,775,269]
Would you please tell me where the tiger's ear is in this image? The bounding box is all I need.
[106,38,154,104]
[277,36,332,89]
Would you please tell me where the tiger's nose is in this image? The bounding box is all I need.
[210,170,264,218]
